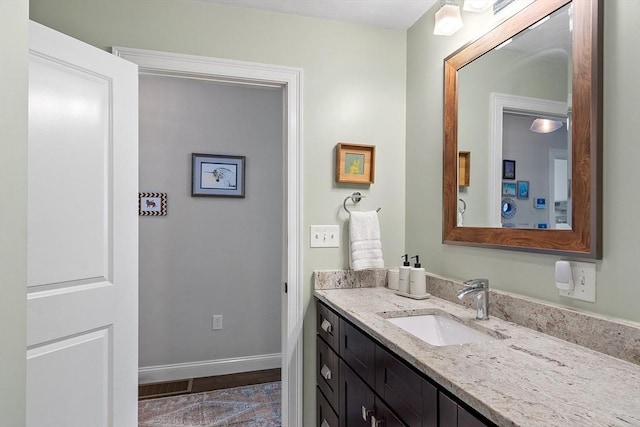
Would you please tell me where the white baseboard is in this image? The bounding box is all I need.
[138,353,281,384]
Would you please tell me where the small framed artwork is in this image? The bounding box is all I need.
[502,159,516,180]
[335,143,375,184]
[192,153,245,197]
[517,180,529,199]
[502,182,517,196]
[501,197,517,219]
[139,192,167,216]
[534,197,546,209]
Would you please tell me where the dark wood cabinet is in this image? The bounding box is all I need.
[439,392,488,427]
[316,299,494,427]
[372,395,405,427]
[439,392,459,427]
[340,360,375,427]
[317,336,340,412]
[340,319,376,386]
[341,360,404,427]
[318,387,340,427]
[375,345,423,426]
[318,301,340,351]
[458,405,489,427]
[422,380,438,427]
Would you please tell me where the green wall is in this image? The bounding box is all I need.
[458,49,568,226]
[0,1,28,426]
[406,0,640,323]
[30,1,407,425]
[23,1,640,426]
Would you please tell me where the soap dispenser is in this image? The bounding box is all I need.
[398,254,411,294]
[409,255,427,296]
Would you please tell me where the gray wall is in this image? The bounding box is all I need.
[407,0,640,323]
[0,1,28,425]
[138,75,283,368]
[29,3,407,424]
[502,113,567,227]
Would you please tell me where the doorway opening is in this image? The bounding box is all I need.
[114,47,303,427]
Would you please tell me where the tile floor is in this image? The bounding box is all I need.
[139,381,281,427]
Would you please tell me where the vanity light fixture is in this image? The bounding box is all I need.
[463,0,492,13]
[434,0,464,36]
[530,118,563,133]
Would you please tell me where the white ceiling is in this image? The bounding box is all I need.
[202,0,439,30]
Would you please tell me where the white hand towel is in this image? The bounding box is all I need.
[349,211,384,270]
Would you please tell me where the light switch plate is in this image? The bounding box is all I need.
[559,261,596,302]
[310,225,339,248]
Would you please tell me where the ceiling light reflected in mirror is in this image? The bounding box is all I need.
[530,118,564,133]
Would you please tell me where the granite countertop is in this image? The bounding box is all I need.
[314,287,640,427]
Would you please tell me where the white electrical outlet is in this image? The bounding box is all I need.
[212,315,223,330]
[559,261,596,302]
[310,225,339,248]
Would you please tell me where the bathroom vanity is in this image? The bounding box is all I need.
[316,297,492,426]
[314,286,640,427]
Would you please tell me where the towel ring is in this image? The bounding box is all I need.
[458,198,466,214]
[343,192,382,213]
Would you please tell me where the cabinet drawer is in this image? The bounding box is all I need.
[317,386,339,427]
[317,336,340,413]
[340,319,376,386]
[317,301,340,351]
[375,345,422,427]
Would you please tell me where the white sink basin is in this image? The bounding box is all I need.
[387,314,498,346]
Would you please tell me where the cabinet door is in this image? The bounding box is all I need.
[375,345,422,426]
[439,393,459,427]
[340,360,375,427]
[458,406,489,427]
[341,319,376,386]
[372,397,406,427]
[439,392,490,427]
[422,380,438,427]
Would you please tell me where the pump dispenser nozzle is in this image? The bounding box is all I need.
[401,254,410,266]
[411,255,421,268]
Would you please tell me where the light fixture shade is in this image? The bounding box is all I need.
[530,118,563,133]
[434,4,464,36]
[463,0,492,12]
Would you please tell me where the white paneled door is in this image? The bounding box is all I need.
[27,21,138,427]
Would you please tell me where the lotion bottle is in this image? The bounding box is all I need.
[409,255,427,296]
[398,254,411,294]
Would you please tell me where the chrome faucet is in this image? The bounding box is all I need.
[457,278,490,320]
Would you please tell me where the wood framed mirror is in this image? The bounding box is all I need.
[443,0,603,258]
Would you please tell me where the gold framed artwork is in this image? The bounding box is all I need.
[335,143,376,184]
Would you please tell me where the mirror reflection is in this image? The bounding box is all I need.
[457,3,572,230]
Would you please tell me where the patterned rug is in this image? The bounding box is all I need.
[139,381,281,427]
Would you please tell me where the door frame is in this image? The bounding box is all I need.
[113,47,303,427]
[489,92,568,227]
